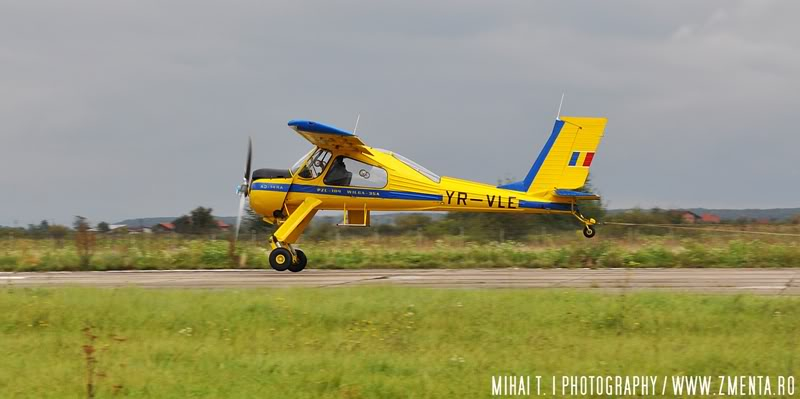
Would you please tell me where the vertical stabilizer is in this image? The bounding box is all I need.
[498,116,607,195]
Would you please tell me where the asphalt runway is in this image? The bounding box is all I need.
[2,268,799,294]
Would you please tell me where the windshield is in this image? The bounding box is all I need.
[376,149,441,183]
[290,148,316,175]
[296,148,332,179]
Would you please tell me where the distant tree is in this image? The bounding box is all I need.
[442,212,549,241]
[574,175,606,223]
[791,214,800,225]
[242,206,274,235]
[73,216,89,231]
[374,223,399,237]
[96,222,110,233]
[190,207,216,234]
[172,215,193,234]
[394,214,433,232]
[0,226,26,238]
[26,220,51,238]
[606,207,683,225]
[305,221,335,241]
[48,225,70,248]
[73,216,95,268]
[733,217,754,225]
[170,207,218,235]
[421,218,457,238]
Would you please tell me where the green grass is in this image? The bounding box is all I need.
[0,287,798,398]
[2,235,800,271]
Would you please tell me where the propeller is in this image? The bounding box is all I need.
[234,137,252,242]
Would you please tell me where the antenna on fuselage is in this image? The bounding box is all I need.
[556,92,565,121]
[352,114,361,135]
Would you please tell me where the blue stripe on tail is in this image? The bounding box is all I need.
[498,119,565,192]
[568,151,580,166]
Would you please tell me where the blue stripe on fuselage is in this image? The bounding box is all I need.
[518,200,572,211]
[251,182,442,201]
[252,182,568,210]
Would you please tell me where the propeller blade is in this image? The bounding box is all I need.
[234,137,252,243]
[234,194,246,243]
[245,137,252,187]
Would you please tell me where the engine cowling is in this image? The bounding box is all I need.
[249,169,293,224]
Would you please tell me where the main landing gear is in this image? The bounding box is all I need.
[571,205,597,239]
[268,237,308,273]
[266,197,321,273]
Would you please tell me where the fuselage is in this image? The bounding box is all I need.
[248,145,574,222]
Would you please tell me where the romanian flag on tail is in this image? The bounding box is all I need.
[568,151,595,167]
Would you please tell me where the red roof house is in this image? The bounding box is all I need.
[152,222,175,232]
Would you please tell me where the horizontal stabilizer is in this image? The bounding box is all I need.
[553,189,599,200]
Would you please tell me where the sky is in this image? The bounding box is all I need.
[1,0,799,226]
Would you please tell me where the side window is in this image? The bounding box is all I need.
[297,149,332,179]
[324,156,388,188]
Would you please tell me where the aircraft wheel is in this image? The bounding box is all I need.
[288,249,307,273]
[269,248,292,271]
[583,225,596,238]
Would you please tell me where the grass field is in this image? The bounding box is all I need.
[1,287,798,398]
[2,232,800,271]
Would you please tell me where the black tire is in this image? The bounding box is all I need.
[288,249,307,273]
[269,248,292,271]
[583,225,596,238]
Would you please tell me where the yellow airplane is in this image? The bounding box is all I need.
[234,116,607,272]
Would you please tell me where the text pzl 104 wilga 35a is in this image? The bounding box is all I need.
[232,114,607,272]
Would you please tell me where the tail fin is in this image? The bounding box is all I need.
[498,116,607,196]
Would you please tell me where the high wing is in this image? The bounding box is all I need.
[288,120,373,155]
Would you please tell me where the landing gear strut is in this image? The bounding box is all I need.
[289,250,307,273]
[268,236,307,272]
[571,204,597,239]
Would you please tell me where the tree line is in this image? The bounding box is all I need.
[5,200,799,241]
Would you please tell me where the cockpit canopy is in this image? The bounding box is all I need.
[375,149,441,183]
[290,146,441,185]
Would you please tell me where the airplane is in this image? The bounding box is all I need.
[234,115,607,272]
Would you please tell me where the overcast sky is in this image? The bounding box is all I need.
[2,0,799,226]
